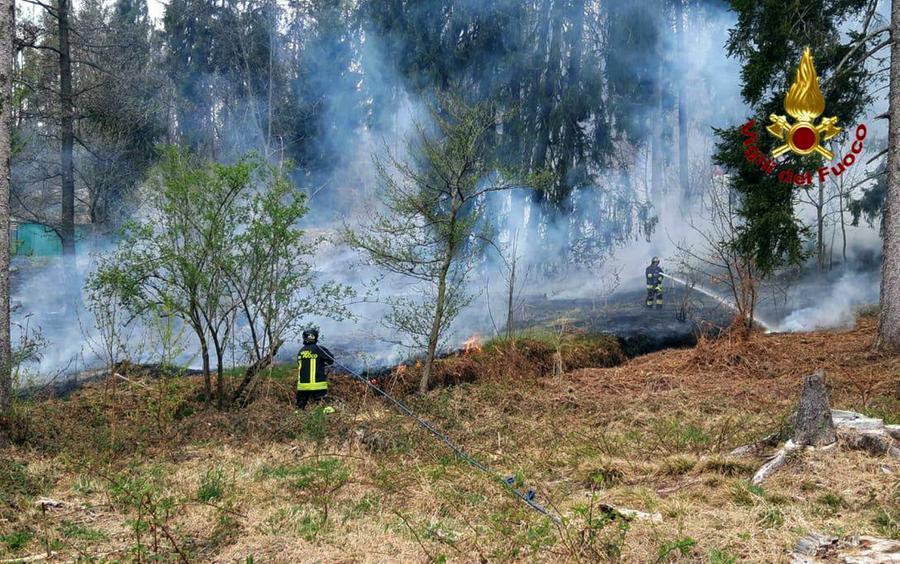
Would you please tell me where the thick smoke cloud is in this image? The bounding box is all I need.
[12,0,890,382]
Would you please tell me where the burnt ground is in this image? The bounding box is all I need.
[517,286,735,356]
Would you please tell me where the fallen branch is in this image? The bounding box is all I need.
[598,502,663,523]
[729,432,781,457]
[0,553,56,563]
[751,440,798,485]
[115,373,149,389]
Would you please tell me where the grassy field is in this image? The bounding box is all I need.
[0,317,898,562]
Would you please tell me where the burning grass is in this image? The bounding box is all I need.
[0,317,898,562]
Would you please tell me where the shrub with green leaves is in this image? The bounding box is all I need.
[88,146,352,408]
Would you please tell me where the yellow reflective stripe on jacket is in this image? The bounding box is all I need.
[297,355,328,391]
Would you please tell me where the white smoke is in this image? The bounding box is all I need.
[777,270,880,332]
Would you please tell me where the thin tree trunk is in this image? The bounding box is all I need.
[652,60,664,201]
[232,339,283,404]
[199,335,211,402]
[421,249,453,394]
[215,346,224,410]
[839,183,847,265]
[674,0,690,199]
[421,208,459,394]
[266,3,274,159]
[506,239,517,341]
[817,178,825,271]
[57,0,76,256]
[879,0,900,350]
[0,0,13,414]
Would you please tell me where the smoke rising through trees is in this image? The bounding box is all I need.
[8,0,890,381]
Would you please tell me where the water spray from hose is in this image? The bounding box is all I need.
[662,271,775,332]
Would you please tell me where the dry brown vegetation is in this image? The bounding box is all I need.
[0,317,898,562]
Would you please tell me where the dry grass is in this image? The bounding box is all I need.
[0,316,898,562]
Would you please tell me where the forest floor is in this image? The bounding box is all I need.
[1,315,899,563]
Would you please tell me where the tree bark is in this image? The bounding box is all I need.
[421,241,453,394]
[839,183,847,265]
[420,204,460,394]
[674,0,690,199]
[0,0,13,413]
[817,178,825,271]
[232,339,283,404]
[792,370,836,447]
[652,59,664,202]
[198,331,211,403]
[506,244,516,341]
[57,0,76,257]
[215,346,224,410]
[880,0,900,350]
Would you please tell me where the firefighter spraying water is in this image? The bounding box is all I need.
[645,257,664,308]
[643,259,776,332]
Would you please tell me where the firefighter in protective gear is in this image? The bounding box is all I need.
[645,257,664,308]
[296,328,335,409]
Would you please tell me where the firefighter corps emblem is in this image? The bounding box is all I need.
[766,47,841,159]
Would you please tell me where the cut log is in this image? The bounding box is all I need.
[838,429,896,456]
[791,532,838,562]
[791,532,900,563]
[792,370,836,447]
[832,410,888,431]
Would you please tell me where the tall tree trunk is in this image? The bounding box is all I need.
[879,0,900,350]
[506,238,517,341]
[817,178,825,271]
[652,60,664,201]
[0,0,13,414]
[839,186,847,265]
[674,0,690,199]
[57,0,75,256]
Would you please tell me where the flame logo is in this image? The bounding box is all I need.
[785,48,825,122]
[766,47,840,159]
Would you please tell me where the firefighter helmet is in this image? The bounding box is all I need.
[302,328,319,345]
[651,256,660,265]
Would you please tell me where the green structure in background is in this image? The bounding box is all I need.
[12,222,86,256]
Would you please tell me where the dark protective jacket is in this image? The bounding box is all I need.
[297,343,334,391]
[646,264,664,287]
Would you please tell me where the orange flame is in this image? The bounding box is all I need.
[785,47,825,122]
[462,334,482,354]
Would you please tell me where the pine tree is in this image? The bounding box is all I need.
[713,0,878,274]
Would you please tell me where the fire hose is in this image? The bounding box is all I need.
[318,349,562,525]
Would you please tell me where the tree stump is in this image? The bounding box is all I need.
[749,370,837,485]
[792,370,836,447]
